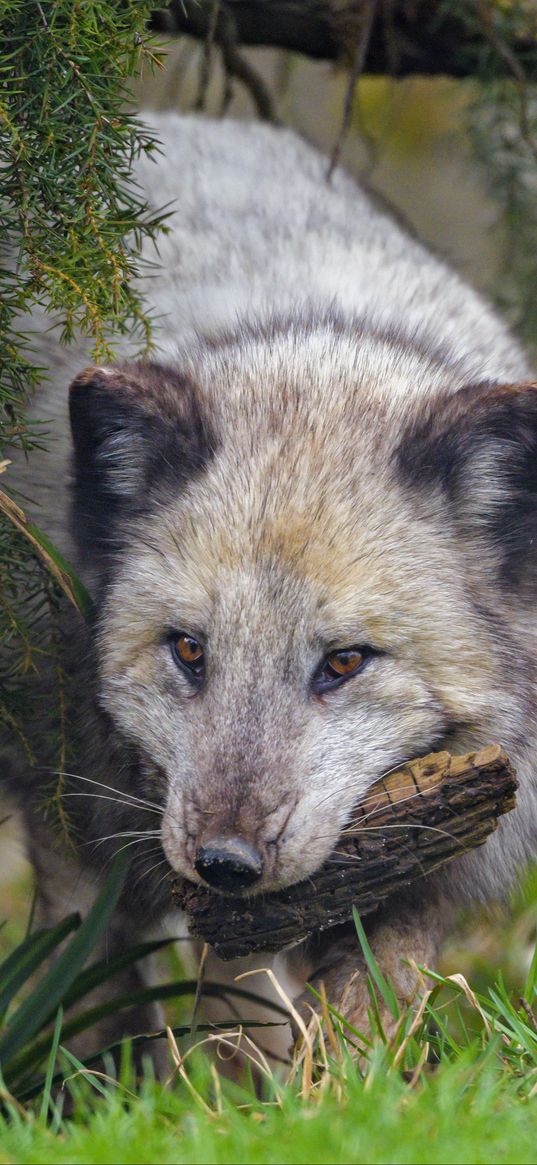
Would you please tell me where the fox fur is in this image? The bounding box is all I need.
[4,113,537,1057]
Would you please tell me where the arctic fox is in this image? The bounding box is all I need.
[4,113,537,1055]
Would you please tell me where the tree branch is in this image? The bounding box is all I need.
[151,1,537,80]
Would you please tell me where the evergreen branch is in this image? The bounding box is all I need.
[0,1,167,786]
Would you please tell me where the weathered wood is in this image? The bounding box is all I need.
[172,745,517,959]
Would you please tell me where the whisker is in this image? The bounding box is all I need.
[306,787,435,850]
[61,792,163,814]
[106,837,164,859]
[95,840,163,875]
[307,755,416,816]
[82,829,161,849]
[306,783,350,815]
[134,856,170,887]
[306,746,446,818]
[154,865,174,892]
[133,847,166,869]
[327,820,460,855]
[343,786,426,829]
[135,847,166,867]
[91,830,161,840]
[313,814,460,847]
[130,847,166,875]
[48,770,163,812]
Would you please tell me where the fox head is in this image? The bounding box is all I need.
[69,320,537,896]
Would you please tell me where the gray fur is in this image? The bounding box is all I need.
[4,113,537,1053]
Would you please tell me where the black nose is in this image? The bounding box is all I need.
[194,837,263,893]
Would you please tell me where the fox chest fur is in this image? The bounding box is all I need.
[5,114,537,1046]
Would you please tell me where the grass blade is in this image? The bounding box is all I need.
[0,489,92,616]
[524,935,537,1003]
[16,1021,283,1103]
[352,907,399,1021]
[6,979,288,1085]
[60,938,175,1010]
[0,916,80,1020]
[0,855,127,1066]
[39,1006,63,1125]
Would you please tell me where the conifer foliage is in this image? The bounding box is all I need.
[0,1,165,756]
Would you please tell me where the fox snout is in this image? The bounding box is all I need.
[194,836,264,893]
[161,782,304,894]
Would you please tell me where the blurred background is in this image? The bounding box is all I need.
[139,40,503,293]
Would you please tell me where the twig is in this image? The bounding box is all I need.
[195,0,221,110]
[474,0,537,166]
[328,0,378,180]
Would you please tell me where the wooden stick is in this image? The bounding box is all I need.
[172,745,517,960]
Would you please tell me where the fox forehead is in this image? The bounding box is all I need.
[100,463,496,746]
[96,328,496,688]
[105,421,467,655]
[150,323,467,606]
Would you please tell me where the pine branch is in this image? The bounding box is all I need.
[0,1,167,773]
[0,0,166,458]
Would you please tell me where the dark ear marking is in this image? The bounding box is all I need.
[396,380,537,592]
[69,362,214,563]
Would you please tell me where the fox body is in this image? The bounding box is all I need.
[5,113,537,1052]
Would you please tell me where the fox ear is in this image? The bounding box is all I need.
[397,380,537,594]
[69,363,212,563]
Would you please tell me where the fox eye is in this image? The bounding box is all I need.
[169,632,205,685]
[313,647,369,693]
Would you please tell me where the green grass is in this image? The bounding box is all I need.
[1,867,537,1164]
[1,1037,537,1165]
[1,980,537,1163]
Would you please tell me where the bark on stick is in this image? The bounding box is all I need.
[172,745,517,960]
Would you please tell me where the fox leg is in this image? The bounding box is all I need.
[294,891,448,1042]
